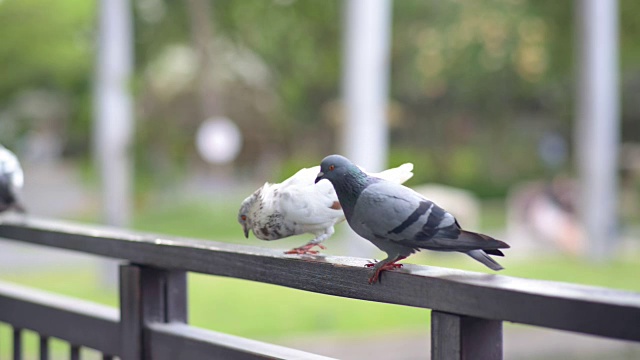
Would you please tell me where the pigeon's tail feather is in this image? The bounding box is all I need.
[484,249,504,257]
[372,163,414,184]
[458,230,510,250]
[466,249,504,271]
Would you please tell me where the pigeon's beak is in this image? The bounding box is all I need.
[315,171,324,184]
[242,224,249,238]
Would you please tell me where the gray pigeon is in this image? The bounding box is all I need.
[315,154,509,284]
[0,144,26,213]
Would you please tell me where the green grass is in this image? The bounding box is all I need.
[1,199,639,349]
[133,199,242,240]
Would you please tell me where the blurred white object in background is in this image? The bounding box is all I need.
[341,0,391,174]
[196,117,243,164]
[341,0,392,256]
[94,0,134,228]
[576,0,620,261]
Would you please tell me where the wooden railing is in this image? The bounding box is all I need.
[0,216,639,359]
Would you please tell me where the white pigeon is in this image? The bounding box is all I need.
[0,144,26,213]
[238,162,414,255]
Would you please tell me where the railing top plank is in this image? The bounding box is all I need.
[1,216,639,342]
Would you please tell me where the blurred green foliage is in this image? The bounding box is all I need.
[0,0,94,151]
[0,0,93,98]
[1,0,639,196]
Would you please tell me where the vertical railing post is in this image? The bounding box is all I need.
[13,327,22,360]
[431,311,502,360]
[119,264,188,360]
[164,270,188,323]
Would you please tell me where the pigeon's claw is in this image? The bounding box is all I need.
[368,270,383,285]
[364,260,403,269]
[284,243,326,255]
[366,258,406,284]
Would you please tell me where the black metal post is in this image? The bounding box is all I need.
[119,264,188,360]
[39,335,49,360]
[431,311,502,360]
[13,327,21,360]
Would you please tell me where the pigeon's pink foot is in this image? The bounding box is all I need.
[365,261,403,269]
[366,257,406,284]
[284,243,326,255]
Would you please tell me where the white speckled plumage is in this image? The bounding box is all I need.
[238,163,414,254]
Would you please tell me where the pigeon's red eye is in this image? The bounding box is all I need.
[329,165,335,171]
[241,215,247,221]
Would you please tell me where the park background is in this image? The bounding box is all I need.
[0,0,639,359]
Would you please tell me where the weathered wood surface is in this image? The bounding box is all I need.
[1,216,640,342]
[146,322,336,360]
[0,280,120,355]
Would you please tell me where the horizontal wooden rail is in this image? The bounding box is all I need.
[0,280,120,355]
[147,322,335,360]
[0,279,332,360]
[1,216,640,342]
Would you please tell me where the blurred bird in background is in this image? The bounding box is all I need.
[0,144,26,214]
[238,162,414,255]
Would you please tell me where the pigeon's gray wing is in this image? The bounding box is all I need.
[352,182,502,252]
[350,182,433,241]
